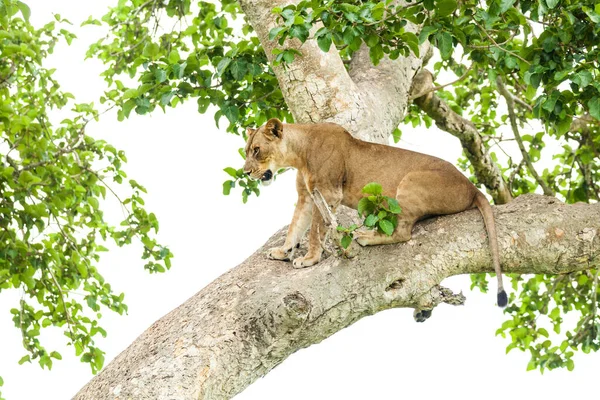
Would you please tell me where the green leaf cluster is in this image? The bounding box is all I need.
[85,0,294,202]
[0,1,172,394]
[270,0,422,65]
[337,182,402,248]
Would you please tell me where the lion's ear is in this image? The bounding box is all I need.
[246,127,256,137]
[264,118,283,140]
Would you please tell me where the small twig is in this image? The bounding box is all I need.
[508,159,525,193]
[513,96,533,112]
[472,19,530,65]
[591,268,599,318]
[496,76,554,196]
[109,34,149,57]
[46,260,76,341]
[311,189,337,228]
[409,64,474,100]
[364,0,424,26]
[468,31,517,49]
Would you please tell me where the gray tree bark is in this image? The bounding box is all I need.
[75,195,599,399]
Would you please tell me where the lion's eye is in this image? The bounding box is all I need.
[253,147,260,156]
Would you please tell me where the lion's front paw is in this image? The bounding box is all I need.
[292,254,320,269]
[267,247,291,261]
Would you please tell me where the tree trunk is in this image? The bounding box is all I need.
[75,195,599,399]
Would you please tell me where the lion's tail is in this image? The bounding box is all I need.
[473,192,507,307]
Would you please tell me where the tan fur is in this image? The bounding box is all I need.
[244,119,506,305]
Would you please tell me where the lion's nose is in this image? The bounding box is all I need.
[244,170,251,176]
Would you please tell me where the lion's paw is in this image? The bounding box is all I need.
[267,247,291,261]
[292,255,320,269]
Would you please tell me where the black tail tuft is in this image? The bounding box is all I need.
[497,290,508,308]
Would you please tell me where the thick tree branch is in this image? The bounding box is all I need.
[75,195,599,399]
[346,42,429,143]
[411,69,513,204]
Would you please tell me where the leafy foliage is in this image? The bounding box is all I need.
[269,0,422,65]
[337,182,402,249]
[0,1,171,395]
[85,0,293,201]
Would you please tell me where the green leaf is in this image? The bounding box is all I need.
[572,70,593,88]
[172,62,186,79]
[357,197,371,216]
[216,57,232,76]
[387,198,402,214]
[160,91,174,106]
[224,167,238,178]
[401,32,420,57]
[378,219,394,236]
[317,33,332,53]
[362,182,382,195]
[365,214,379,227]
[545,0,559,9]
[142,42,159,59]
[167,50,180,63]
[392,128,402,143]
[341,234,352,249]
[498,0,516,13]
[418,26,438,44]
[197,97,210,114]
[230,60,248,81]
[223,181,233,196]
[436,0,457,17]
[566,359,574,371]
[289,25,309,42]
[18,355,31,365]
[17,1,31,21]
[555,116,572,136]
[436,32,453,60]
[282,50,296,63]
[154,68,167,83]
[588,97,600,121]
[222,104,239,124]
[269,27,286,41]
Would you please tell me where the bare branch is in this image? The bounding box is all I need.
[496,76,554,197]
[408,63,474,101]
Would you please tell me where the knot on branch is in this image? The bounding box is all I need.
[412,285,466,323]
[283,292,311,319]
[409,69,435,105]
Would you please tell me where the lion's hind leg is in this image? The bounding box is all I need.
[356,169,474,247]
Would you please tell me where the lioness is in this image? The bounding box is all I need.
[244,118,507,307]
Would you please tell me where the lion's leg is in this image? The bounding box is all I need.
[268,177,313,261]
[356,170,473,246]
[355,218,414,246]
[292,186,342,268]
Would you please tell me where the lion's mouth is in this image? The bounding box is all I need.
[261,169,273,182]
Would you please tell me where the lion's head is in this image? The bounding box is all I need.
[243,118,285,186]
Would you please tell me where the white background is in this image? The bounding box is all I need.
[0,1,597,399]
